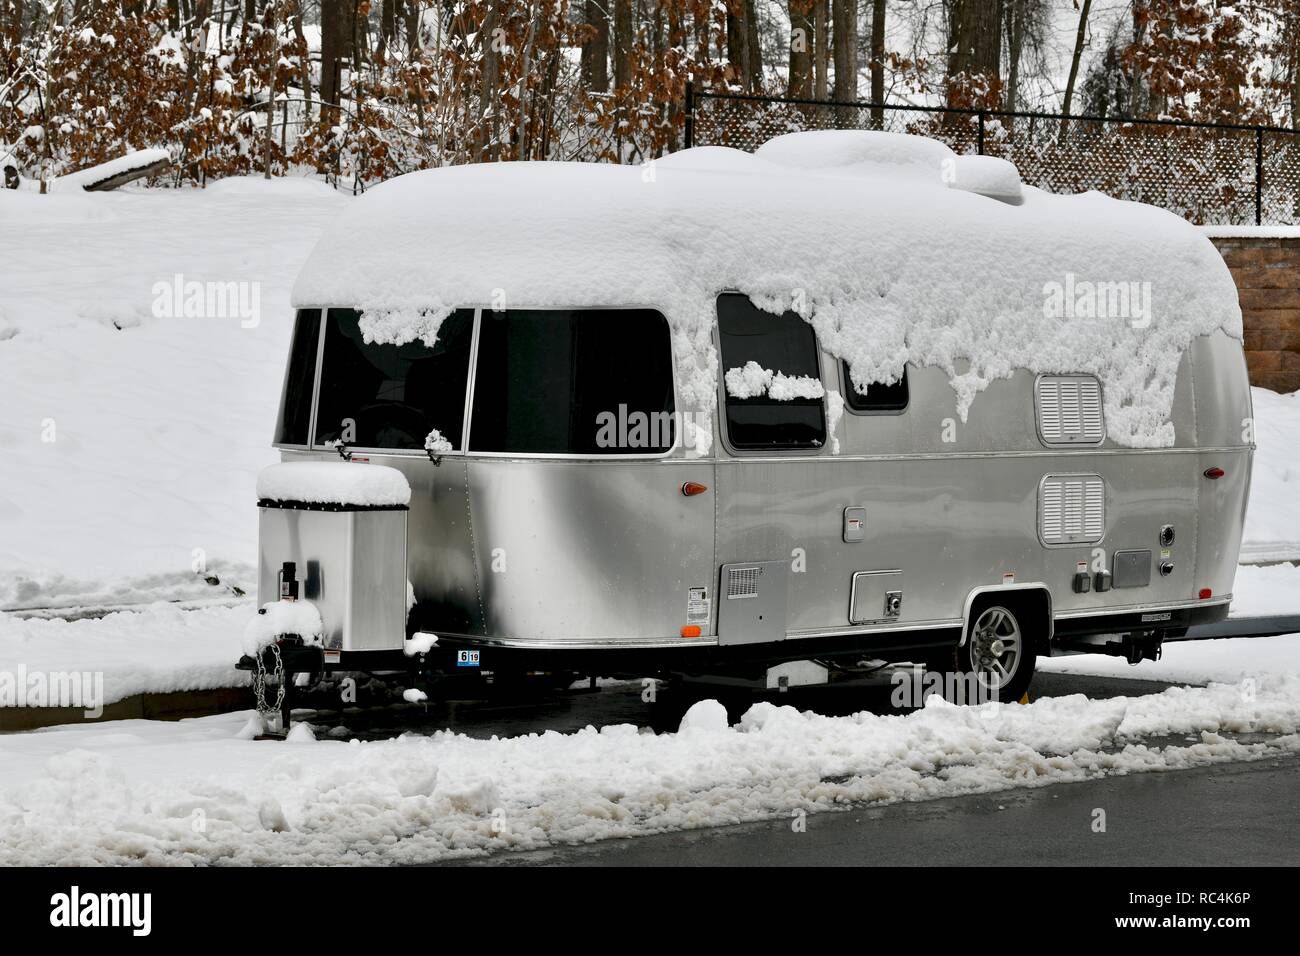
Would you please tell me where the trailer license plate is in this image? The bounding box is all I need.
[457,650,481,668]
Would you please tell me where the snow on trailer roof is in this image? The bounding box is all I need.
[292,131,1242,451]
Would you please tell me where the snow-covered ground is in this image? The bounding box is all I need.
[0,676,1296,865]
[0,178,350,611]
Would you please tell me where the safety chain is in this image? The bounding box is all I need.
[253,640,285,719]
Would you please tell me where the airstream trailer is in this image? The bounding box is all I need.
[237,130,1252,714]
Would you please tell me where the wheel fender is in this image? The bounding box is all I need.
[959,584,1053,650]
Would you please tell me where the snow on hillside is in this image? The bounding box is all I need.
[0,178,350,610]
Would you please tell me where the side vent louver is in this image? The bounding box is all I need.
[726,566,761,599]
[1040,475,1106,546]
[1036,375,1104,445]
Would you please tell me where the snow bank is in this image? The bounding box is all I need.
[0,177,350,608]
[293,132,1241,452]
[256,462,411,507]
[0,678,1297,865]
[1242,387,1300,562]
[0,602,248,704]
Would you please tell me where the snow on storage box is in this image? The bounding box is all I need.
[255,462,408,653]
[291,131,1243,452]
[256,461,411,507]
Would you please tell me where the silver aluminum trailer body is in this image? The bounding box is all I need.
[257,312,1251,694]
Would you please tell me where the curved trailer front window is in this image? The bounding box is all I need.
[314,308,475,450]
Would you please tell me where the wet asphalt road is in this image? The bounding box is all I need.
[474,754,1300,867]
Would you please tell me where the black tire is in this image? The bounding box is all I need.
[957,602,1038,705]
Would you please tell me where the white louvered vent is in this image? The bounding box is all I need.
[1039,475,1106,545]
[1036,376,1104,445]
[727,566,761,599]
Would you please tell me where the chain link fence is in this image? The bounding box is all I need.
[686,88,1300,226]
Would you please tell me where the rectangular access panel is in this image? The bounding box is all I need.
[717,561,789,646]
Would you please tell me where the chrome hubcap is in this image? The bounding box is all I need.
[970,606,1022,692]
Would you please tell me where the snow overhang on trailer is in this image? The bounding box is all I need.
[291,130,1243,454]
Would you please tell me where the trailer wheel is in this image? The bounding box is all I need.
[959,603,1037,705]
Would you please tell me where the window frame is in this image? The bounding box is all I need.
[839,361,910,416]
[276,306,681,461]
[271,307,324,451]
[714,292,828,458]
[303,306,478,458]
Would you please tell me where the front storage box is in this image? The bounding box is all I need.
[257,504,408,652]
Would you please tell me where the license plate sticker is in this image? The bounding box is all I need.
[456,650,481,668]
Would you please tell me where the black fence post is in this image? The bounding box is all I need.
[1255,126,1264,226]
[978,111,985,155]
[684,81,695,150]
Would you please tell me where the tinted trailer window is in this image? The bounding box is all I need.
[469,309,675,455]
[717,293,826,450]
[314,308,474,450]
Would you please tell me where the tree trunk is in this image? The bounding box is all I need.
[813,0,829,99]
[378,0,396,59]
[319,0,351,121]
[478,0,501,159]
[292,2,311,115]
[946,0,1003,110]
[1004,0,1023,112]
[832,0,857,103]
[582,0,610,92]
[870,0,884,123]
[745,0,762,90]
[788,0,813,98]
[1061,0,1091,119]
[612,0,632,91]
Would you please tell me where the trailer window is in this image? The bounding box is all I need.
[314,308,474,450]
[275,308,322,446]
[469,309,674,455]
[717,294,826,450]
[842,362,909,412]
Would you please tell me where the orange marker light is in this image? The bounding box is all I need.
[680,625,702,638]
[681,482,709,496]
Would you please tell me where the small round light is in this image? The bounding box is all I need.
[1198,588,1212,599]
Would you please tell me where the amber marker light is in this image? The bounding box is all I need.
[681,482,709,496]
[680,625,702,638]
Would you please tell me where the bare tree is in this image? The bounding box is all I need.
[789,0,814,97]
[869,0,885,122]
[814,0,829,99]
[1061,0,1091,117]
[832,0,857,102]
